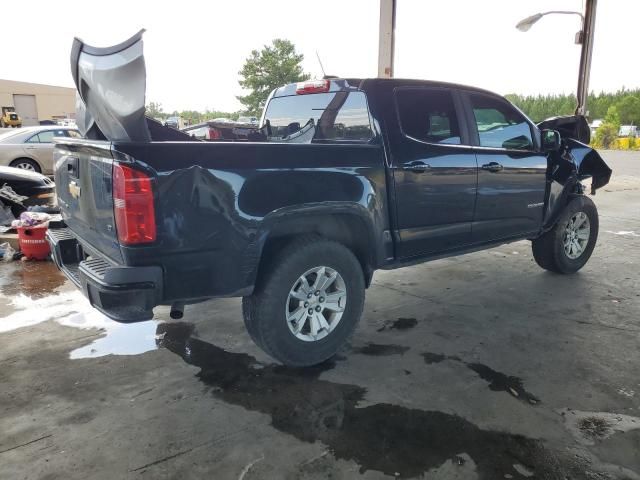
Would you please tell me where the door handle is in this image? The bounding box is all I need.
[402,161,431,173]
[481,162,503,173]
[25,146,37,150]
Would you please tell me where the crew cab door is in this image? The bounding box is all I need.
[461,91,547,242]
[389,87,477,258]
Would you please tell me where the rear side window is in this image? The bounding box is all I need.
[469,94,534,150]
[263,91,373,143]
[26,130,68,144]
[37,131,56,143]
[395,88,461,145]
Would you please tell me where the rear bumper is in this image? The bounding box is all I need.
[46,227,163,323]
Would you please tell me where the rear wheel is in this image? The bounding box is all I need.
[242,236,365,366]
[532,196,599,274]
[10,158,41,173]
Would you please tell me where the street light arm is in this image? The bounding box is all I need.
[516,10,584,32]
[541,10,585,22]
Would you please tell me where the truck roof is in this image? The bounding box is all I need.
[272,77,503,99]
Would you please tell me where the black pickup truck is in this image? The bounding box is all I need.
[48,32,611,366]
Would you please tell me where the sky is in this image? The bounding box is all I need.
[1,0,637,113]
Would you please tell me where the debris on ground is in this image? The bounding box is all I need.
[0,242,16,262]
[11,211,52,228]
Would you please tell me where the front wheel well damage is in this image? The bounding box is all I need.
[254,214,376,288]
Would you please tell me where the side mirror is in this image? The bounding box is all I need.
[541,129,561,152]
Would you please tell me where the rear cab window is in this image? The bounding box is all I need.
[263,90,374,143]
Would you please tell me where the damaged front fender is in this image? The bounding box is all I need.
[538,114,611,191]
[563,138,612,193]
[541,117,612,230]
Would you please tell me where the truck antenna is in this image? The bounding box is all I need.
[315,50,327,78]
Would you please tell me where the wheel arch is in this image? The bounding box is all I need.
[10,156,43,173]
[250,204,381,289]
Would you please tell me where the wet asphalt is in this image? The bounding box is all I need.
[0,150,639,480]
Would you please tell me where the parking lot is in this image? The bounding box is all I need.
[0,150,638,479]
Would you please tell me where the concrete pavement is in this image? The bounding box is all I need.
[0,151,639,479]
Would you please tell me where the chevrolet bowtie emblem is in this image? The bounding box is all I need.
[69,181,81,199]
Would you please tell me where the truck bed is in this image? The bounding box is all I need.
[52,138,390,306]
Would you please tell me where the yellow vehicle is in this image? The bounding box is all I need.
[1,107,22,128]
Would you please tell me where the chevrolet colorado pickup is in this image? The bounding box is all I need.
[47,31,611,366]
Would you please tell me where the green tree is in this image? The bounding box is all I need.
[594,106,621,148]
[146,101,165,119]
[237,39,309,116]
[615,95,640,125]
[506,89,640,124]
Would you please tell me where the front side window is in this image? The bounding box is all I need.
[395,88,461,145]
[263,91,373,143]
[469,94,534,150]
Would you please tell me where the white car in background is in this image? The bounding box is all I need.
[618,125,638,137]
[0,126,82,174]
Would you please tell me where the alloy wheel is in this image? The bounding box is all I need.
[563,212,590,259]
[285,266,347,342]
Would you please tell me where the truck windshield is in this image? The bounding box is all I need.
[263,91,374,143]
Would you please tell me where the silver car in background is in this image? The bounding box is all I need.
[0,126,82,174]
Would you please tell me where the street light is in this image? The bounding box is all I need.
[516,1,597,117]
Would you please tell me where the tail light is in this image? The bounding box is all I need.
[296,79,330,95]
[208,127,222,140]
[113,163,156,245]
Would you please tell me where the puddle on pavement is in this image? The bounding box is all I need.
[155,323,600,479]
[352,343,409,356]
[422,352,450,364]
[376,317,418,332]
[65,317,159,359]
[0,261,68,299]
[421,352,540,404]
[0,287,160,359]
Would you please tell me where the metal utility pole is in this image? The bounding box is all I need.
[575,0,597,116]
[378,0,396,78]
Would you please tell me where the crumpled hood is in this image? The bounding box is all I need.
[537,115,591,144]
[70,29,150,142]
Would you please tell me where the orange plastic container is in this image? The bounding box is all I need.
[17,226,51,260]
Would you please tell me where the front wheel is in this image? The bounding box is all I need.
[532,196,599,274]
[242,236,365,366]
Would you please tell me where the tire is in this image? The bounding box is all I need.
[532,195,599,274]
[242,236,365,366]
[10,158,41,173]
